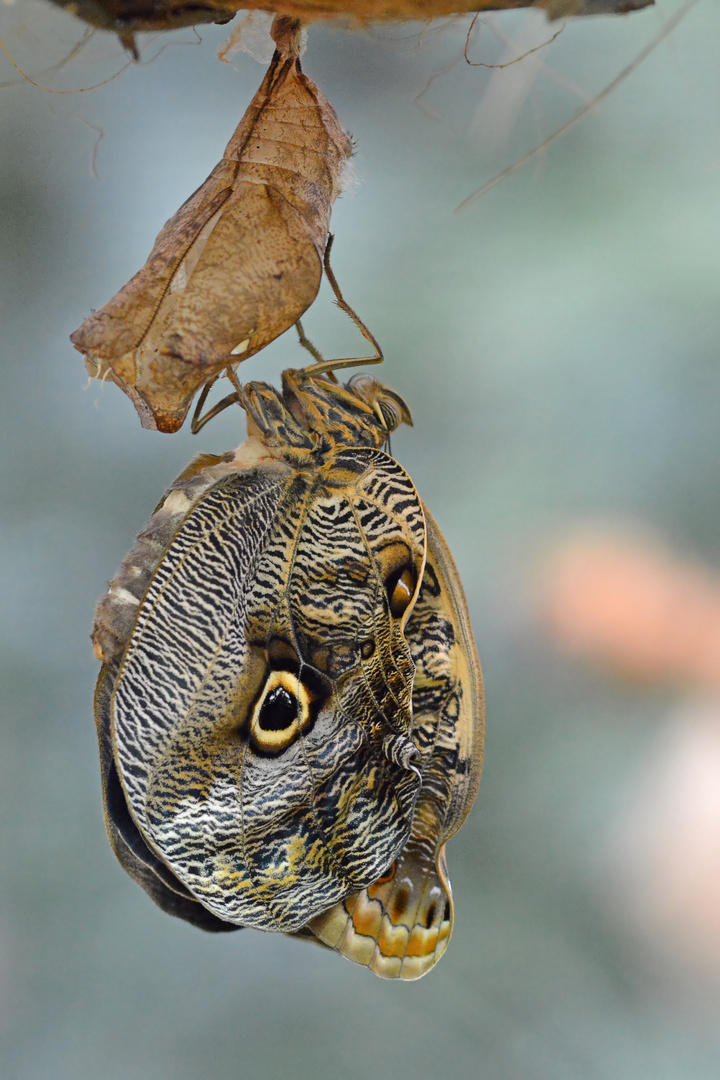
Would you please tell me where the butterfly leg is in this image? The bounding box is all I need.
[322,233,384,366]
[293,235,385,383]
[295,320,327,368]
[190,367,242,434]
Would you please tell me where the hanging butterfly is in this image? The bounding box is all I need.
[92,355,484,978]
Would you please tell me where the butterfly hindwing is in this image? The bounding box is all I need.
[309,507,484,979]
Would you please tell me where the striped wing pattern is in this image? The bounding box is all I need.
[111,448,426,932]
[309,509,484,979]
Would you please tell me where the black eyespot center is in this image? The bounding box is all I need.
[424,904,436,930]
[258,686,297,732]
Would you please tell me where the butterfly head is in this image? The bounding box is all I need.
[345,372,413,437]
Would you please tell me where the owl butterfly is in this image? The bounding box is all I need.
[92,365,484,979]
[71,17,351,433]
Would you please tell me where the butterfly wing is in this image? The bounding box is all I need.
[99,446,426,933]
[309,506,484,978]
[95,662,242,933]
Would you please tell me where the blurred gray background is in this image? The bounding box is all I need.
[1,1,720,1077]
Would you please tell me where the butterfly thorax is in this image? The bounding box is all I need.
[241,369,412,464]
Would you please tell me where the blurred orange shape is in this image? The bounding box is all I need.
[543,531,720,688]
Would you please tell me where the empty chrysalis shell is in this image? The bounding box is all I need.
[71,18,352,433]
[92,366,484,978]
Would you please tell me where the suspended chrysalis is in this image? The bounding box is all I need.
[71,17,352,432]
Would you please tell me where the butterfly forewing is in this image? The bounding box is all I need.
[109,447,426,932]
[309,507,484,978]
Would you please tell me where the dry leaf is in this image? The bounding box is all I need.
[71,17,352,432]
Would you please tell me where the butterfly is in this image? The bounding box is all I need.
[92,363,484,978]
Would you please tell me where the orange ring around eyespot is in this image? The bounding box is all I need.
[374,861,396,886]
